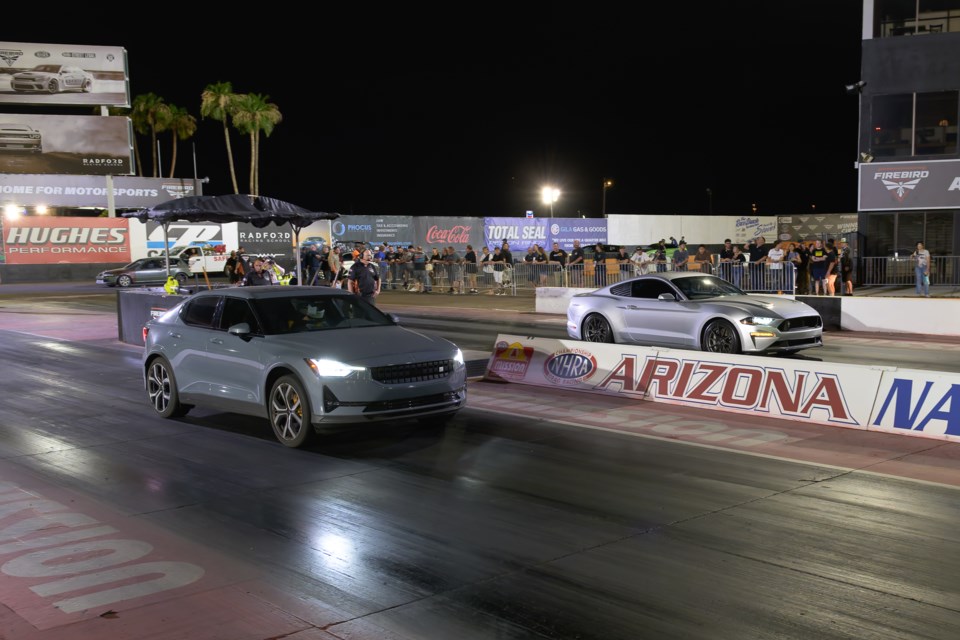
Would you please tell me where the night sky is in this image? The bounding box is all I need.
[14,4,864,219]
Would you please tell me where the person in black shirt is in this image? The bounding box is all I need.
[242,257,273,286]
[567,240,585,286]
[348,250,381,304]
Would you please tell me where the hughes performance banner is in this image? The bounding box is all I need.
[0,41,129,107]
[2,217,130,264]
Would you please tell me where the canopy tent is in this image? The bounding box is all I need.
[122,194,340,285]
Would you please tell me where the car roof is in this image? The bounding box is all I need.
[189,286,353,300]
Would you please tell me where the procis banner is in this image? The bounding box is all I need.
[2,217,130,264]
[331,216,416,248]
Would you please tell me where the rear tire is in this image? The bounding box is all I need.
[146,357,191,418]
[582,313,614,343]
[269,375,313,448]
[702,319,741,354]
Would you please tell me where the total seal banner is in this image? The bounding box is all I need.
[484,334,960,443]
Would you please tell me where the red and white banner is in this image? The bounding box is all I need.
[486,335,960,443]
[2,217,130,264]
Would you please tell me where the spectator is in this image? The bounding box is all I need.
[840,245,854,296]
[630,246,653,275]
[347,249,381,304]
[794,242,811,295]
[693,244,713,273]
[480,246,497,293]
[825,239,838,296]
[399,246,414,290]
[328,246,344,288]
[567,240,585,286]
[766,242,785,292]
[548,241,568,286]
[523,245,538,288]
[463,244,479,294]
[809,238,828,295]
[534,244,549,286]
[911,241,931,297]
[225,250,240,284]
[719,239,734,262]
[616,246,631,281]
[446,245,464,294]
[241,257,273,286]
[653,243,668,272]
[746,236,770,290]
[729,244,747,288]
[672,240,690,272]
[491,246,509,295]
[593,242,608,286]
[384,244,399,290]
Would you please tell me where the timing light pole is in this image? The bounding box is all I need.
[602,178,614,217]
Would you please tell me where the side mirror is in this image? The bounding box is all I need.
[657,293,677,301]
[228,322,251,336]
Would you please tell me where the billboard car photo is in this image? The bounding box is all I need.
[0,123,41,153]
[11,64,93,94]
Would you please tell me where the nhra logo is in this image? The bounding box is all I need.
[543,349,597,386]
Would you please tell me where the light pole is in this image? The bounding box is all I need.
[602,178,613,217]
[542,186,560,218]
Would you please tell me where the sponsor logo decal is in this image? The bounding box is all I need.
[425,225,471,244]
[594,355,858,424]
[0,49,23,66]
[490,341,535,380]
[161,182,195,198]
[872,378,960,435]
[872,167,929,202]
[35,51,50,59]
[543,349,597,385]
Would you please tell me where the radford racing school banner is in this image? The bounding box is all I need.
[859,158,960,211]
[486,335,960,443]
[0,114,133,175]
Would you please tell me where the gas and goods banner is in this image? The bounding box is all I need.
[2,217,130,264]
[483,217,550,253]
[412,216,484,252]
[0,41,129,107]
[546,218,608,251]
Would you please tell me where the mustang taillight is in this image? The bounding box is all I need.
[142,326,149,342]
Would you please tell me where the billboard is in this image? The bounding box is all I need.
[0,175,204,208]
[330,215,416,248]
[1,216,130,264]
[858,158,960,211]
[412,217,484,252]
[0,114,132,175]
[483,217,550,253]
[0,42,129,107]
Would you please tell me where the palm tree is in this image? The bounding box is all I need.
[200,82,240,194]
[166,105,197,178]
[131,92,172,177]
[231,93,282,195]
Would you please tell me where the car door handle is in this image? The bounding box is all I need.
[169,332,182,339]
[209,338,223,345]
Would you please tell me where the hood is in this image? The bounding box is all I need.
[712,294,817,319]
[265,325,459,367]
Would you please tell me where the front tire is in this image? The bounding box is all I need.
[146,357,191,418]
[81,79,92,92]
[702,319,741,354]
[46,79,60,94]
[117,274,133,287]
[269,375,313,448]
[582,313,614,343]
[175,272,189,285]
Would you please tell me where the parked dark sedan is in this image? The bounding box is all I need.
[96,258,191,287]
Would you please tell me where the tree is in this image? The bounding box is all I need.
[231,93,282,195]
[166,105,197,178]
[200,81,240,194]
[131,93,172,178]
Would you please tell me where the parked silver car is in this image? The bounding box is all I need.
[142,286,467,447]
[11,64,94,93]
[96,258,191,287]
[567,271,823,354]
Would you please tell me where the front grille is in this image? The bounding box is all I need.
[369,359,455,384]
[778,315,823,331]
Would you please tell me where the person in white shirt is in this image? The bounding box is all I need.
[630,247,654,275]
[765,244,786,292]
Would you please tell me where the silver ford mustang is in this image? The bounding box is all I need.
[142,286,467,447]
[566,272,823,354]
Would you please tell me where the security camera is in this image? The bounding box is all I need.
[845,80,867,94]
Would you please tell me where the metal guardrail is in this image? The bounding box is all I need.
[860,256,960,286]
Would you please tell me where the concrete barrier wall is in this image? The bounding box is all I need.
[535,287,960,337]
[486,334,960,443]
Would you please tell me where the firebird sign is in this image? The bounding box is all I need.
[484,335,960,443]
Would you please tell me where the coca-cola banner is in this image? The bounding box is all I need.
[2,217,130,264]
[330,215,415,248]
[412,216,484,251]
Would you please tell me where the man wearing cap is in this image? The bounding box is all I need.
[347,249,381,304]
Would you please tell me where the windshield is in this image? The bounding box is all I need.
[252,295,395,334]
[673,275,744,300]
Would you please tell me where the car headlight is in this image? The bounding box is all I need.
[306,358,366,377]
[453,348,464,366]
[739,316,776,326]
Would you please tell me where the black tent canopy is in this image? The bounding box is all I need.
[122,194,340,284]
